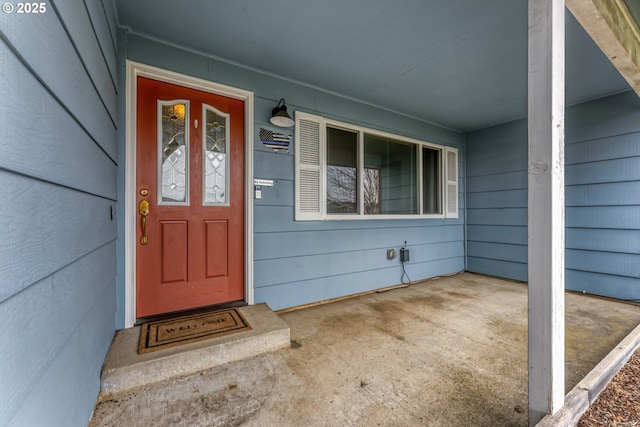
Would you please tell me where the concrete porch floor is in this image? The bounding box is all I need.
[90,273,640,426]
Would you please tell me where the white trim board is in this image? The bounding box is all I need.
[124,60,255,328]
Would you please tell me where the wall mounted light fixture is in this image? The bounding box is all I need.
[270,98,295,127]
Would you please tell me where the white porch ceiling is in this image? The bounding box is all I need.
[114,0,631,132]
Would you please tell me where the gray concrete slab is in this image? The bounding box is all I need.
[90,273,640,427]
[100,303,290,396]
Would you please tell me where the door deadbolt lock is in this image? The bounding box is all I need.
[139,188,149,196]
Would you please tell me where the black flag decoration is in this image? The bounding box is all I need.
[260,128,291,151]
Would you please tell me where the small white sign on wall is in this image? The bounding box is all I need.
[254,179,274,187]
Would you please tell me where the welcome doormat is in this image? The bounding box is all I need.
[138,308,251,354]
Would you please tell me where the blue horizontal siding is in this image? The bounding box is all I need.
[256,257,465,310]
[466,257,527,282]
[466,171,527,193]
[0,172,116,303]
[567,249,640,278]
[127,34,211,82]
[566,182,639,207]
[0,40,116,199]
[466,119,527,160]
[466,242,527,264]
[255,225,463,260]
[466,225,527,245]
[566,157,640,185]
[0,1,117,425]
[566,206,640,229]
[2,244,115,426]
[467,208,527,226]
[566,270,640,301]
[86,0,118,84]
[254,150,294,181]
[255,241,463,288]
[0,8,116,160]
[466,151,527,177]
[52,0,117,121]
[466,91,640,301]
[99,0,119,57]
[565,91,640,143]
[566,132,640,164]
[566,228,640,253]
[466,190,527,208]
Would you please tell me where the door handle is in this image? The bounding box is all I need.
[139,200,150,245]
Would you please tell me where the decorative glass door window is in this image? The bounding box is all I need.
[159,101,189,204]
[203,105,229,205]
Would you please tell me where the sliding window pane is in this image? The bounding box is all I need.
[364,134,417,215]
[423,147,441,214]
[326,127,358,214]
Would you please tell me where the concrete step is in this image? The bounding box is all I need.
[99,304,290,397]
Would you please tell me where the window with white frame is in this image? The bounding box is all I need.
[295,112,458,220]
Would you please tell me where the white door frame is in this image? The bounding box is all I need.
[124,60,255,328]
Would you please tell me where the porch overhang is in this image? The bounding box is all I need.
[567,0,640,96]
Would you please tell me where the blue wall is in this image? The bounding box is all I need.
[466,91,640,301]
[117,33,465,319]
[466,119,528,280]
[0,0,118,425]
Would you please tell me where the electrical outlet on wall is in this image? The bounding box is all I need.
[400,247,410,263]
[387,248,396,260]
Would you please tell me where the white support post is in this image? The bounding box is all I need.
[527,0,565,425]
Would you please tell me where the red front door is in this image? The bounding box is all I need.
[136,77,245,318]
